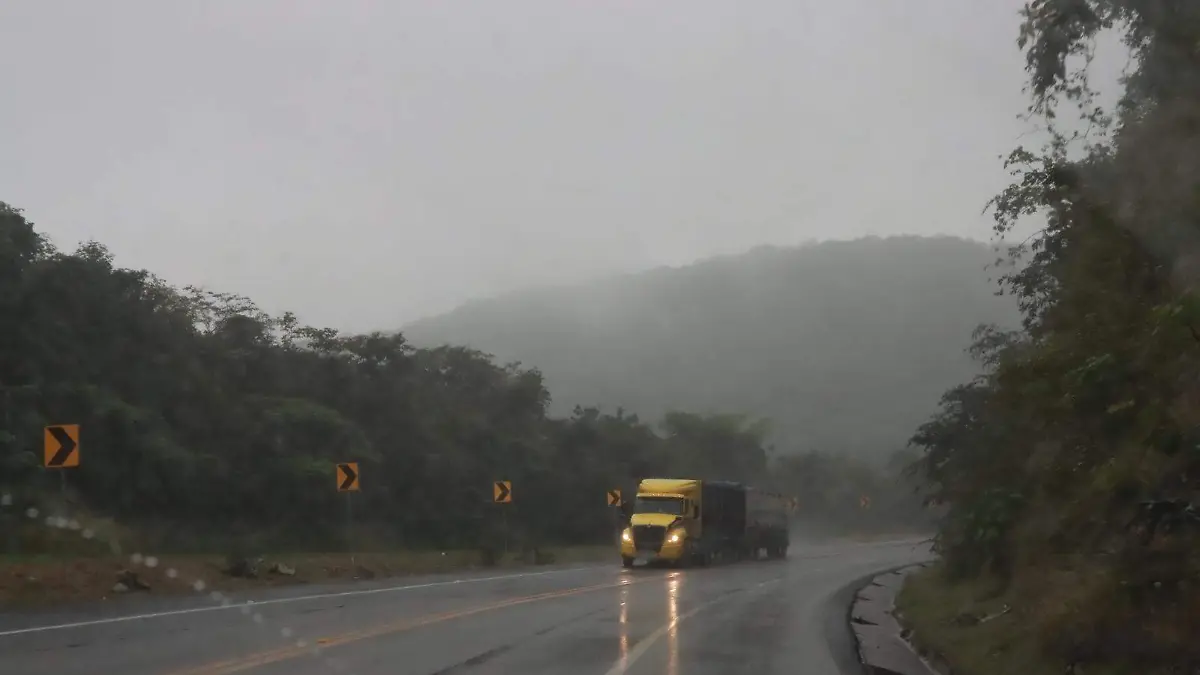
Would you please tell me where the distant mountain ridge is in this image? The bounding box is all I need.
[403,235,1020,461]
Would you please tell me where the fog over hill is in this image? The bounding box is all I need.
[404,236,1021,461]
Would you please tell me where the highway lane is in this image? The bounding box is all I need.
[0,538,931,675]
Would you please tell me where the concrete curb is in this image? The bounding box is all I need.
[849,562,948,675]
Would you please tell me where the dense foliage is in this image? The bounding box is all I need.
[404,236,1019,463]
[0,206,926,555]
[910,1,1200,670]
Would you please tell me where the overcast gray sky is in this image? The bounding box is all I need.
[3,1,1065,330]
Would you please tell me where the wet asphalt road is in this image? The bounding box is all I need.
[0,538,931,675]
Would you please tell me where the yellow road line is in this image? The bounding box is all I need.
[168,576,655,675]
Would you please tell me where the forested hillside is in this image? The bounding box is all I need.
[903,2,1200,673]
[404,236,1020,461]
[0,203,929,558]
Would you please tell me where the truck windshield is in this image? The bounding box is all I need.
[634,496,685,515]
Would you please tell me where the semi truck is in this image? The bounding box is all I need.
[619,478,789,568]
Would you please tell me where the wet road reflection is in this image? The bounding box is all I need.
[0,539,932,675]
[618,582,629,660]
[666,573,680,675]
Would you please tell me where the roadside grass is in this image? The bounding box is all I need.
[0,545,613,608]
[896,562,1161,675]
[897,563,1056,675]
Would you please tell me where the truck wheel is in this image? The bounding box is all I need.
[622,556,635,568]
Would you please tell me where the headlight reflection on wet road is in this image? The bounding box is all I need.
[667,573,680,675]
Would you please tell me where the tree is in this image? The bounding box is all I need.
[1,202,920,557]
[909,2,1200,669]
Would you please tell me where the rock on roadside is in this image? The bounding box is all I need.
[850,563,943,675]
[112,569,151,594]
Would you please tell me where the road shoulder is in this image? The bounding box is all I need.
[0,561,609,635]
[0,546,611,610]
[848,563,940,675]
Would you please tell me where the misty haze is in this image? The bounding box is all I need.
[2,0,1048,330]
[2,1,1193,675]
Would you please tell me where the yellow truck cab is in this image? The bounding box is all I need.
[619,478,788,568]
[620,479,700,567]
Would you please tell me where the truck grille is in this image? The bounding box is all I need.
[632,525,666,551]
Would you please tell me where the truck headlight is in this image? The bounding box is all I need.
[668,530,682,543]
[621,529,632,542]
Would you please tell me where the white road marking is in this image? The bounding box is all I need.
[0,565,605,638]
[602,577,782,675]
